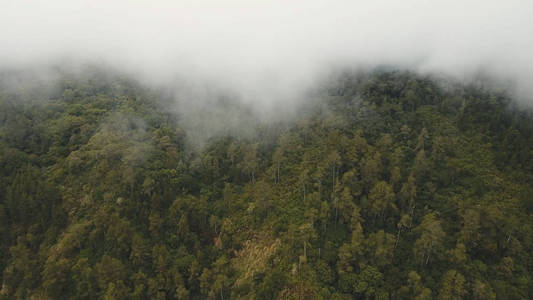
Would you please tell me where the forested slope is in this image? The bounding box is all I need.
[0,69,532,299]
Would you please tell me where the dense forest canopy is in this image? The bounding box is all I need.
[0,67,532,299]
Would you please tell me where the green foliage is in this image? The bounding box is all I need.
[0,68,532,299]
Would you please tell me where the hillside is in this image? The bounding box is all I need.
[1,69,532,299]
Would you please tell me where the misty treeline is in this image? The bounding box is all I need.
[0,67,532,299]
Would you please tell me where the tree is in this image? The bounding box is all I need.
[395,214,411,249]
[296,223,317,270]
[368,181,396,222]
[413,212,445,266]
[326,151,341,192]
[365,230,395,267]
[71,258,95,299]
[361,152,381,190]
[240,143,258,183]
[94,256,127,295]
[298,168,310,203]
[400,271,431,300]
[272,147,284,184]
[400,174,417,213]
[438,270,466,300]
[223,183,233,210]
[256,270,286,300]
[253,180,272,219]
[473,280,495,300]
[353,265,386,299]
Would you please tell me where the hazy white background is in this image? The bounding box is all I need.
[1,0,532,104]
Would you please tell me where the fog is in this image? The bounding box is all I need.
[1,0,532,109]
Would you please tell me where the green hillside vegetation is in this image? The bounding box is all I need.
[0,68,532,299]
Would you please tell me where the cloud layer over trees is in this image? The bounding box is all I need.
[1,0,532,103]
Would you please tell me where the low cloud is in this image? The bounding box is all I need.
[1,0,532,105]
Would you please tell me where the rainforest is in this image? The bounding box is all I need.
[2,1,533,299]
[0,68,532,299]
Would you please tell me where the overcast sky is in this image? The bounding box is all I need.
[1,0,532,103]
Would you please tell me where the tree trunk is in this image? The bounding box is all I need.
[277,162,280,184]
[334,197,338,229]
[395,228,402,249]
[332,165,335,191]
